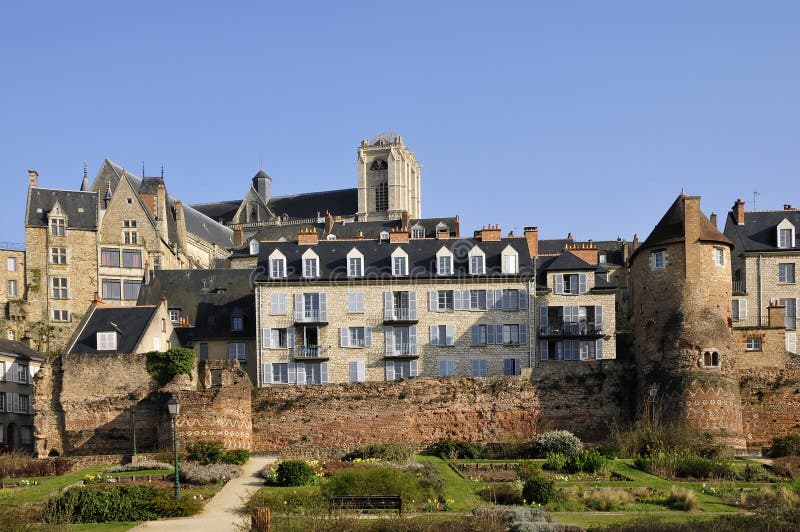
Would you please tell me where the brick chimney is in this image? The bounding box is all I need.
[565,242,598,265]
[785,204,795,211]
[233,227,243,247]
[480,225,502,242]
[768,300,786,329]
[710,212,717,228]
[28,170,38,188]
[400,211,410,231]
[298,227,319,245]
[390,229,409,244]
[524,226,539,257]
[733,199,745,225]
[324,211,334,234]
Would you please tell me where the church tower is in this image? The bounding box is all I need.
[630,194,746,450]
[357,133,421,221]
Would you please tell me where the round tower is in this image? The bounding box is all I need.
[630,195,745,450]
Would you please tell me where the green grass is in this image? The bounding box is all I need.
[0,464,108,510]
[416,455,485,512]
[553,511,722,529]
[68,523,139,531]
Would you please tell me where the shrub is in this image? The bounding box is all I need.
[104,461,173,473]
[515,460,542,481]
[585,488,635,511]
[145,347,195,386]
[543,452,567,471]
[186,440,224,465]
[222,449,250,465]
[604,420,703,458]
[770,434,800,458]
[174,463,241,484]
[276,460,315,487]
[0,452,73,480]
[674,454,734,480]
[772,456,800,478]
[246,487,328,515]
[666,486,698,512]
[341,443,414,463]
[429,439,486,459]
[322,464,442,506]
[522,476,556,505]
[478,483,523,505]
[530,431,582,458]
[742,486,800,510]
[564,449,607,474]
[738,462,775,482]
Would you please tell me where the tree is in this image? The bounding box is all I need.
[146,347,195,386]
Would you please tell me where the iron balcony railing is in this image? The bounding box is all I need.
[292,345,329,359]
[539,322,604,338]
[385,343,418,357]
[294,309,328,324]
[384,307,418,323]
[732,281,745,293]
[732,315,797,330]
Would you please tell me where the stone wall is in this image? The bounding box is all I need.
[251,361,634,458]
[740,362,800,451]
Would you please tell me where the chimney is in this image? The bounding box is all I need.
[480,224,502,242]
[710,212,717,228]
[436,228,449,239]
[324,211,334,235]
[524,226,539,257]
[733,199,745,225]
[390,229,409,244]
[156,183,168,242]
[565,242,599,265]
[28,170,38,188]
[768,300,786,329]
[174,200,188,251]
[233,227,243,247]
[785,204,795,211]
[400,211,410,231]
[297,227,319,245]
[92,295,105,308]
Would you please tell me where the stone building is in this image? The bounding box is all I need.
[630,194,746,450]
[0,339,44,452]
[724,200,798,360]
[0,244,26,342]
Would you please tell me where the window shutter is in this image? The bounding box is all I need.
[519,324,528,345]
[487,290,496,309]
[267,329,277,349]
[385,361,395,381]
[446,324,455,346]
[357,361,366,381]
[261,328,270,349]
[471,325,480,345]
[321,362,329,384]
[295,362,306,385]
[384,291,394,320]
[439,360,448,376]
[453,290,462,310]
[461,290,470,310]
[319,293,327,322]
[385,326,394,356]
[294,294,303,321]
[595,306,603,330]
[504,358,512,375]
[579,274,587,294]
[495,290,504,309]
[348,292,356,312]
[539,305,548,332]
[540,341,549,361]
[262,362,273,385]
[596,339,604,359]
[28,396,34,415]
[471,359,480,376]
[409,325,418,355]
[429,290,438,311]
[741,299,748,320]
[9,363,17,383]
[787,332,797,354]
[365,327,373,348]
[288,362,296,383]
[340,327,350,347]
[410,360,419,377]
[487,324,496,345]
[554,274,564,294]
[409,291,417,319]
[430,325,439,346]
[515,358,522,375]
[287,327,295,348]
[519,290,528,309]
[349,361,358,382]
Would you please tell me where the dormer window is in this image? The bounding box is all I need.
[436,222,449,233]
[249,240,260,255]
[501,246,519,274]
[347,248,364,277]
[468,246,486,275]
[436,247,454,276]
[326,234,337,240]
[391,248,409,276]
[50,217,66,237]
[599,253,607,264]
[169,309,180,325]
[97,332,117,351]
[231,312,244,332]
[379,231,390,242]
[410,224,425,239]
[302,248,320,278]
[778,219,795,249]
[269,250,287,279]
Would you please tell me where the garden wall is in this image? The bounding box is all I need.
[740,363,800,451]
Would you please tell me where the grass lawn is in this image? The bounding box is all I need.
[68,523,139,531]
[416,455,485,512]
[0,464,108,511]
[553,511,723,529]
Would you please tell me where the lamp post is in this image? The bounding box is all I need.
[648,384,659,430]
[129,394,137,456]
[167,395,181,500]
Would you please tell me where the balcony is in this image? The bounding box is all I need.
[294,309,328,325]
[732,281,745,294]
[732,315,797,330]
[384,307,418,324]
[292,345,329,360]
[385,343,419,358]
[539,322,604,338]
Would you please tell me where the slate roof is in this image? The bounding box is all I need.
[255,238,534,282]
[542,251,596,272]
[724,210,800,253]
[0,339,45,361]
[267,188,358,220]
[137,269,255,341]
[534,253,617,291]
[26,189,98,229]
[538,239,627,266]
[191,201,241,224]
[69,306,159,355]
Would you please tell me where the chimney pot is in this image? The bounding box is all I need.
[785,204,794,211]
[233,227,243,247]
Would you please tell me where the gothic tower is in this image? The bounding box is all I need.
[357,133,421,221]
[630,194,746,450]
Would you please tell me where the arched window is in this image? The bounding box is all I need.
[370,159,388,171]
[375,182,388,212]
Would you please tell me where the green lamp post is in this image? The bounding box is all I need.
[167,395,181,500]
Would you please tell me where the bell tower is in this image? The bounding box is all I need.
[357,133,421,221]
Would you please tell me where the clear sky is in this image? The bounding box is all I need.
[1,1,798,244]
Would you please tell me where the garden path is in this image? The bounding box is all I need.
[131,455,276,532]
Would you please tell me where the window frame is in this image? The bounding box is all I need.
[101,278,121,300]
[50,217,66,237]
[778,263,796,284]
[100,248,121,267]
[51,247,67,265]
[122,249,143,268]
[713,247,725,267]
[228,342,247,362]
[97,332,117,351]
[651,250,665,270]
[51,277,68,299]
[746,337,762,351]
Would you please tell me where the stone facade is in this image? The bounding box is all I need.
[357,135,421,221]
[740,365,800,451]
[0,344,43,452]
[197,338,258,387]
[0,247,26,342]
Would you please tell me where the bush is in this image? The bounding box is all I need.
[530,431,582,458]
[342,443,414,463]
[146,347,195,386]
[174,463,241,484]
[429,439,486,460]
[104,461,173,473]
[564,449,607,474]
[247,486,328,515]
[666,486,698,512]
[635,451,734,480]
[543,452,567,472]
[222,449,250,465]
[742,486,800,510]
[276,460,315,487]
[604,420,704,458]
[772,456,800,478]
[586,488,635,511]
[322,464,442,506]
[515,460,542,481]
[478,483,523,505]
[770,434,800,458]
[522,476,556,505]
[186,440,224,465]
[0,452,73,480]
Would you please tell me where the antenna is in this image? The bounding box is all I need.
[161,164,164,179]
[260,152,263,170]
[142,161,145,178]
[752,191,760,210]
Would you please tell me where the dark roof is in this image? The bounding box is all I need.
[255,238,534,282]
[534,253,616,291]
[191,201,241,224]
[26,189,98,229]
[137,269,255,340]
[724,210,800,253]
[69,306,158,355]
[254,169,270,179]
[538,239,626,266]
[542,251,595,272]
[0,339,45,361]
[267,188,358,220]
[139,177,165,195]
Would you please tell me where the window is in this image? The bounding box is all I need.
[228,343,246,362]
[272,363,289,383]
[469,290,487,310]
[263,328,290,349]
[599,253,607,264]
[0,393,4,412]
[746,337,762,351]
[501,247,519,274]
[348,257,363,277]
[102,279,121,300]
[270,293,287,314]
[153,337,162,351]
[780,298,797,329]
[385,359,417,381]
[169,309,180,324]
[123,220,138,228]
[270,258,285,279]
[779,263,796,283]
[52,309,69,322]
[437,255,452,276]
[124,231,138,245]
[350,327,367,347]
[100,248,120,267]
[349,361,366,383]
[410,224,425,239]
[732,299,747,321]
[199,343,209,361]
[702,350,720,367]
[123,250,143,268]
[19,395,30,414]
[7,280,17,298]
[50,217,66,236]
[375,182,388,212]
[438,360,456,377]
[469,255,485,275]
[385,325,416,356]
[51,277,68,299]
[123,280,140,300]
[430,324,455,346]
[651,250,665,270]
[303,257,319,278]
[779,228,794,249]
[504,358,521,376]
[231,314,244,332]
[0,361,4,380]
[7,257,16,272]
[97,332,117,351]
[392,256,407,276]
[339,326,371,348]
[16,364,28,383]
[713,247,725,267]
[51,247,67,264]
[347,292,365,313]
[471,359,489,377]
[502,324,521,345]
[437,290,454,310]
[502,289,520,310]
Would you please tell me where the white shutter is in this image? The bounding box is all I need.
[384,291,394,320]
[271,329,281,349]
[596,339,604,359]
[429,290,438,311]
[741,299,748,320]
[288,362,296,383]
[9,363,18,383]
[295,362,306,385]
[10,393,18,414]
[454,290,463,311]
[385,326,395,356]
[262,362,273,385]
[787,332,797,354]
[385,361,395,381]
[319,293,327,322]
[358,293,366,312]
[409,325,418,355]
[519,290,528,310]
[554,274,564,294]
[320,362,329,384]
[540,341,549,361]
[495,289,504,309]
[340,327,350,347]
[294,294,303,321]
[430,325,439,346]
[349,361,358,382]
[287,327,295,348]
[0,362,5,381]
[365,327,373,348]
[579,274,587,294]
[348,292,357,313]
[446,324,455,346]
[357,361,366,381]
[410,360,419,377]
[409,291,417,320]
[261,328,271,349]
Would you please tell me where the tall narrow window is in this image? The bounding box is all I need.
[51,277,68,299]
[713,247,725,267]
[375,182,388,212]
[7,280,17,298]
[270,258,285,278]
[348,257,363,277]
[7,257,16,272]
[779,263,796,283]
[50,218,66,237]
[779,228,793,249]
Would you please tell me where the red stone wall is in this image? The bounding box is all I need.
[739,364,800,451]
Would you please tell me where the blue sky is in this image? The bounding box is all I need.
[1,1,798,244]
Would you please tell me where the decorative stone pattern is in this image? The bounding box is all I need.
[740,365,800,450]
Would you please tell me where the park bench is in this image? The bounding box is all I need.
[329,495,402,514]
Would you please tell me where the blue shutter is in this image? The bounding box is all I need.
[540,341,549,361]
[595,306,603,331]
[439,360,448,376]
[385,326,394,356]
[503,358,513,376]
[319,293,327,322]
[320,362,329,384]
[471,325,480,345]
[539,305,548,334]
[519,324,528,345]
[409,291,417,320]
[287,327,295,348]
[487,290,496,310]
[495,290,504,309]
[384,291,394,320]
[430,325,439,346]
[445,324,455,346]
[579,274,587,294]
[409,325,418,355]
[262,362,273,385]
[554,274,564,294]
[519,290,528,309]
[487,324,496,345]
[294,294,303,321]
[596,339,604,359]
[365,327,373,348]
[429,290,438,311]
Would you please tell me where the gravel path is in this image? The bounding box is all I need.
[130,455,276,531]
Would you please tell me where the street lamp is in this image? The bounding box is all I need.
[648,384,659,430]
[129,394,137,456]
[167,395,181,500]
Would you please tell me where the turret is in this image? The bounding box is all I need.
[252,169,271,204]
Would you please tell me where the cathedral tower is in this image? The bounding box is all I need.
[357,133,421,221]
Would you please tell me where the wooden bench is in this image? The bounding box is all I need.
[329,495,402,514]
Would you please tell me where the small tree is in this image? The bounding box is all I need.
[146,348,195,386]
